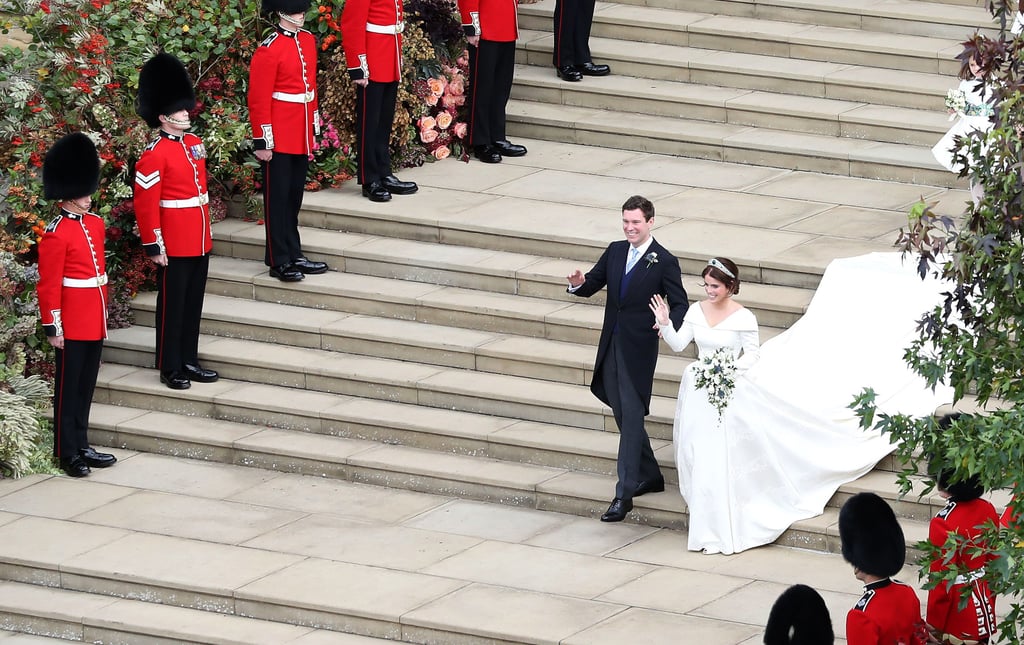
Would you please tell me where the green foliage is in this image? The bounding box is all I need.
[0,375,50,478]
[854,5,1024,642]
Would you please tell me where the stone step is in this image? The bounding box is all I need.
[199,255,794,353]
[99,329,666,438]
[519,2,965,75]
[211,219,813,329]
[511,65,950,147]
[80,400,946,553]
[0,454,945,642]
[517,30,955,111]
[132,291,705,398]
[576,0,994,39]
[506,98,955,187]
[0,581,388,644]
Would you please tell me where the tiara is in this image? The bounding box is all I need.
[707,258,735,279]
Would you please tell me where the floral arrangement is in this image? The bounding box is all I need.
[415,58,470,161]
[644,251,659,268]
[306,116,357,191]
[944,88,967,118]
[693,347,737,420]
[0,0,469,475]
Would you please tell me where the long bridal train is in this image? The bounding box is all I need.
[676,252,952,554]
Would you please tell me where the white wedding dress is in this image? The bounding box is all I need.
[660,253,953,554]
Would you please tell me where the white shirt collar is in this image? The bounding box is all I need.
[630,237,654,257]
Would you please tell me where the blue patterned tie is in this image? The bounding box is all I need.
[625,247,640,274]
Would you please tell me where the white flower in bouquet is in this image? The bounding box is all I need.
[693,347,737,420]
[944,89,967,120]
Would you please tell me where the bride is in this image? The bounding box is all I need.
[651,254,952,554]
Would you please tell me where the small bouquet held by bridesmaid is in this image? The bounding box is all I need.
[944,88,967,119]
[694,348,737,420]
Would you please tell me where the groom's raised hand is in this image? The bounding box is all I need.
[567,269,585,288]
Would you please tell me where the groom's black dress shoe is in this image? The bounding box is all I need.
[600,497,633,522]
[184,363,219,383]
[79,447,116,468]
[59,456,90,478]
[634,478,665,497]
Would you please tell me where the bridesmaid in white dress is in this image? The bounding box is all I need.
[650,257,759,554]
[650,253,954,555]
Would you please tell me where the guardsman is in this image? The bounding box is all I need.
[840,492,927,645]
[135,53,219,390]
[341,0,419,202]
[38,132,117,477]
[927,425,998,645]
[551,0,610,81]
[249,0,330,279]
[459,0,528,163]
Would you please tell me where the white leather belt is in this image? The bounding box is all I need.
[159,193,209,208]
[63,274,108,288]
[953,566,985,585]
[271,90,316,103]
[366,21,404,34]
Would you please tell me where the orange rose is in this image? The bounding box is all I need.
[418,115,436,130]
[433,145,451,160]
[427,77,446,97]
[436,111,453,130]
[425,93,439,107]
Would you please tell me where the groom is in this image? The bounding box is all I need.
[567,195,688,522]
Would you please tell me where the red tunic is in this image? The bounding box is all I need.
[133,131,212,258]
[248,26,320,155]
[341,0,403,82]
[927,498,998,641]
[458,0,518,42]
[37,210,108,341]
[1001,496,1020,529]
[847,579,926,645]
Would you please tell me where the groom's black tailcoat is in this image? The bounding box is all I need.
[571,237,688,500]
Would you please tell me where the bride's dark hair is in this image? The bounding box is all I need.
[702,257,740,295]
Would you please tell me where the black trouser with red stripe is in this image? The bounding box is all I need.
[262,153,307,268]
[53,339,103,459]
[355,80,398,186]
[155,254,209,375]
[552,0,595,68]
[468,40,515,147]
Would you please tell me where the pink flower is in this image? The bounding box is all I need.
[442,94,458,109]
[436,111,453,130]
[448,79,464,96]
[418,115,436,130]
[453,122,467,139]
[420,129,439,143]
[425,93,439,107]
[433,145,451,160]
[427,77,446,97]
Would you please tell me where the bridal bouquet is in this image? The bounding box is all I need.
[693,348,737,420]
[944,89,966,119]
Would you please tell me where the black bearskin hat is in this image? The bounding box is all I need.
[136,53,195,129]
[261,0,311,13]
[931,414,985,501]
[839,492,906,578]
[764,584,834,645]
[42,132,100,201]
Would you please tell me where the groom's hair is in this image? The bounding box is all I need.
[622,195,655,221]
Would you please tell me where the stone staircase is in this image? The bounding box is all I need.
[1,0,1012,642]
[510,0,998,187]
